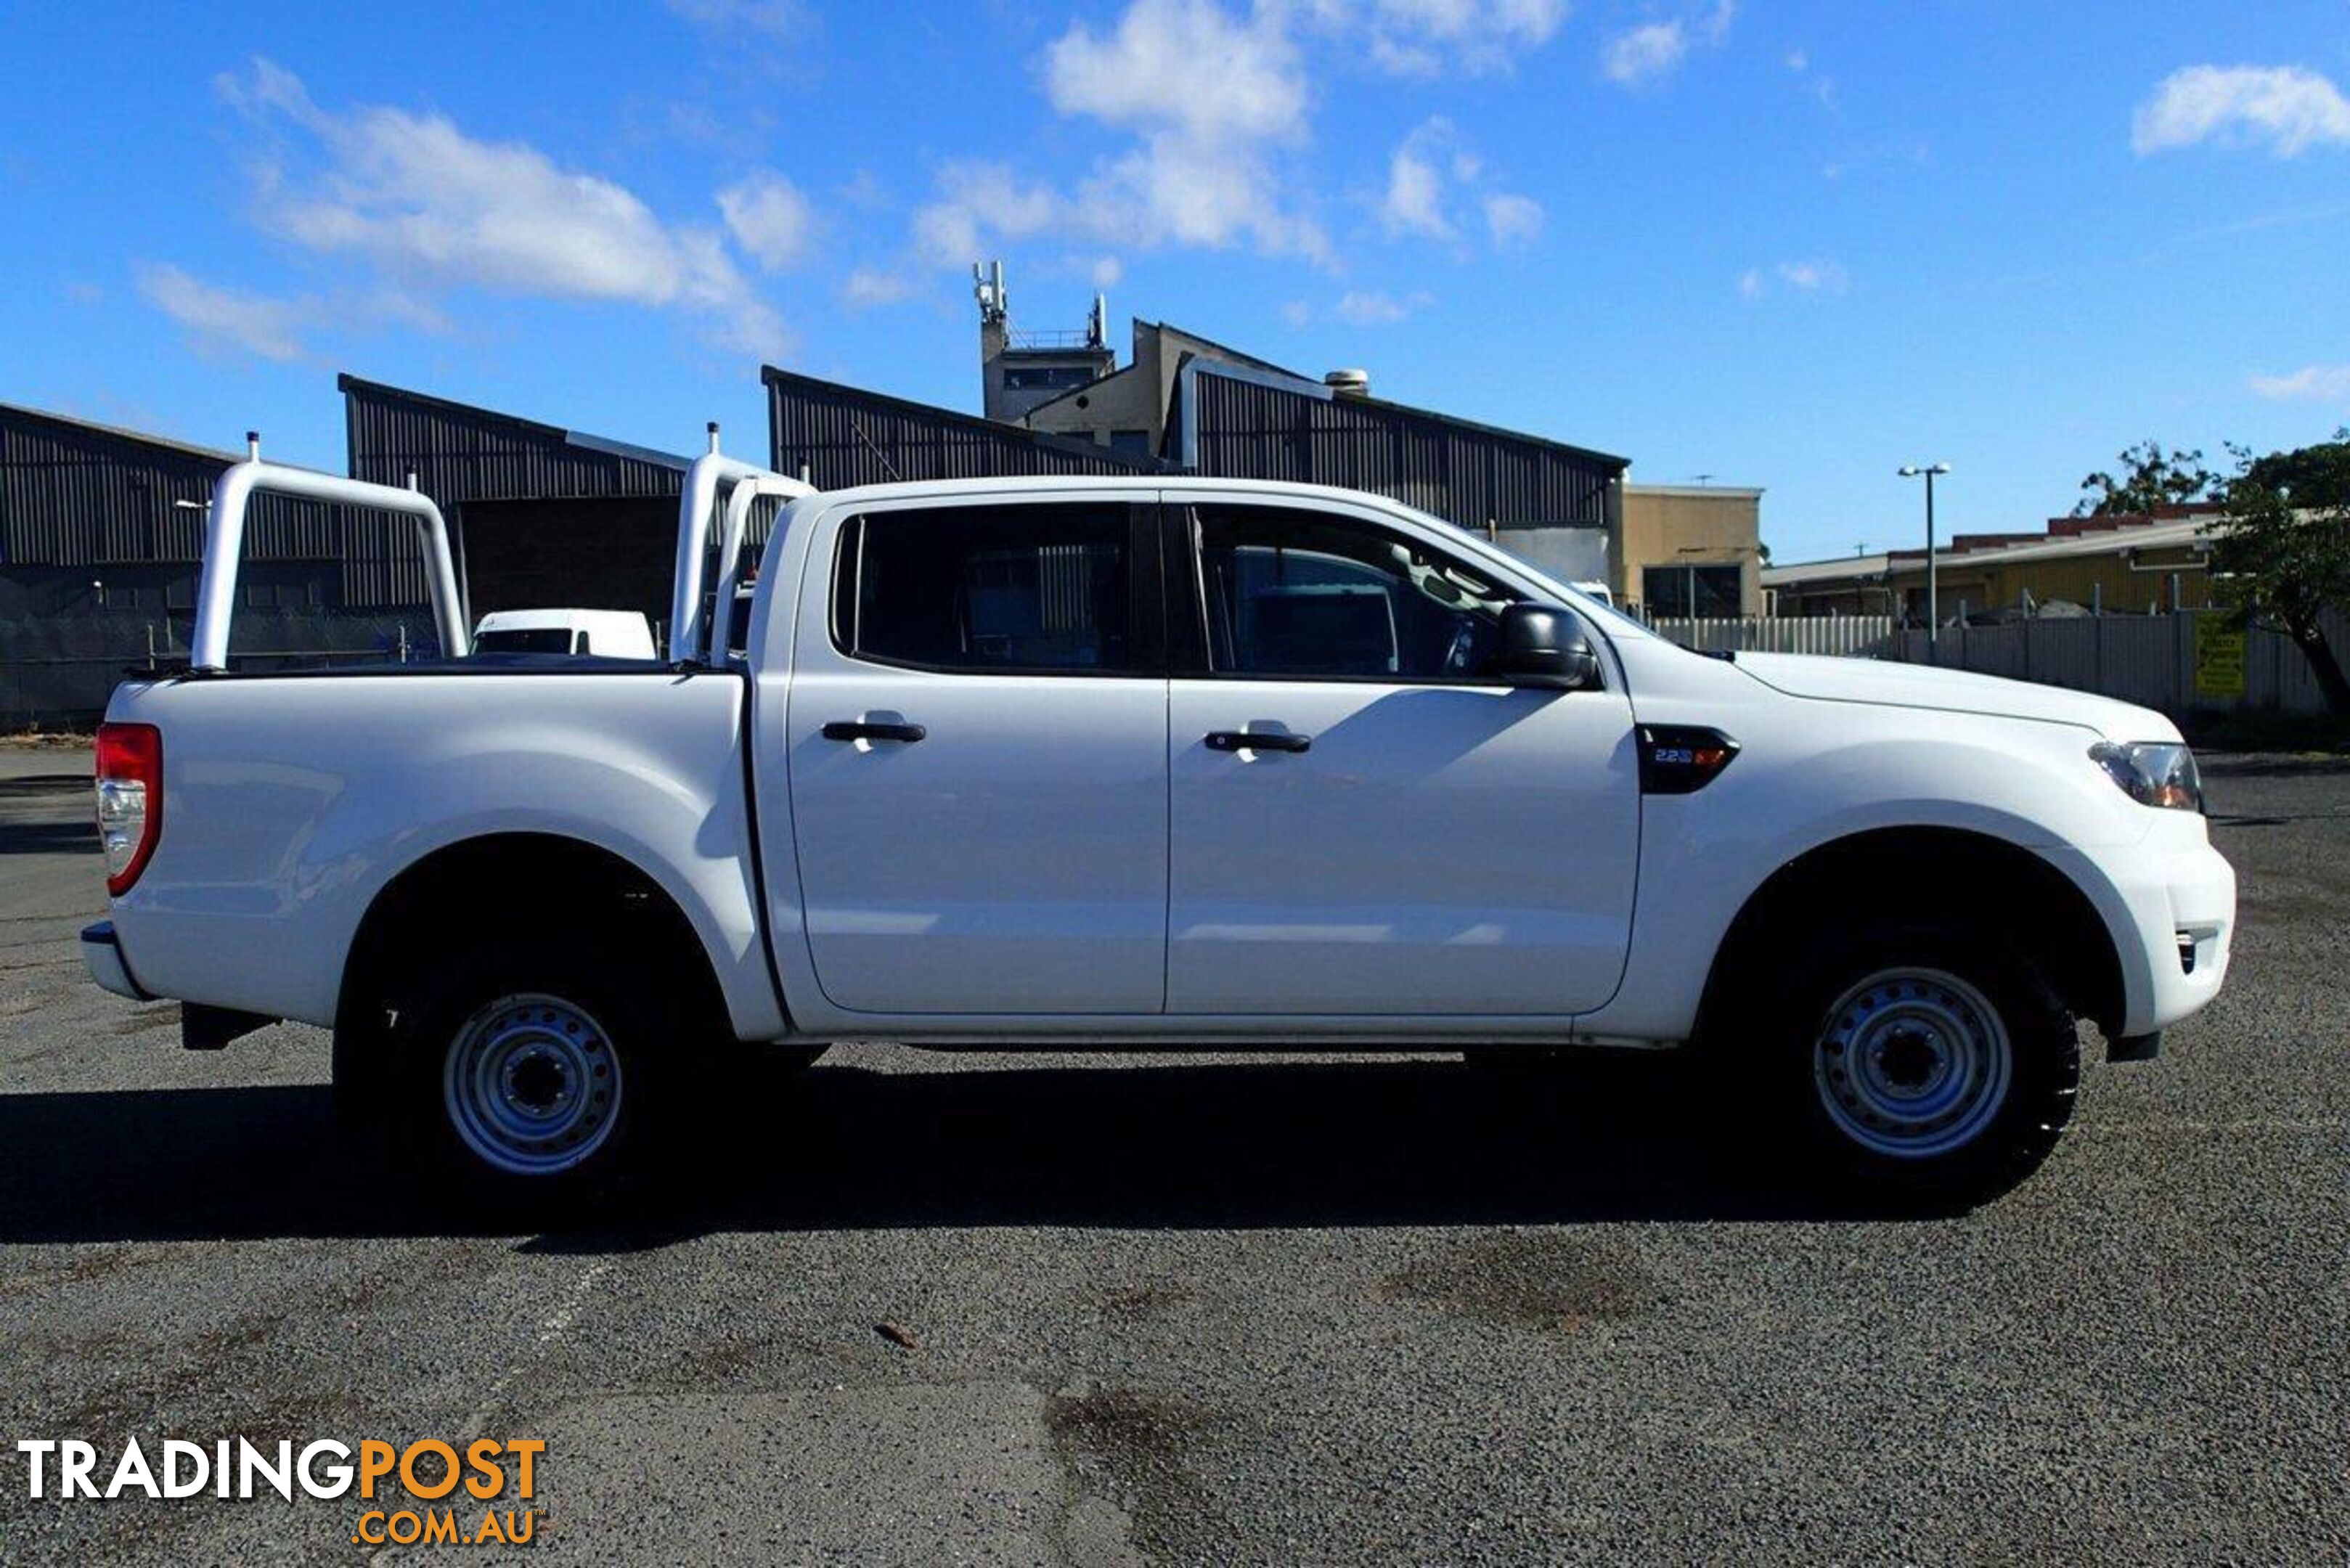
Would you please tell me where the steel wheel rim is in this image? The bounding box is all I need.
[1812,967,2011,1160]
[442,992,621,1177]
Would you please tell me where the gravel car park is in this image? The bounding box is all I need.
[1,742,2345,1562]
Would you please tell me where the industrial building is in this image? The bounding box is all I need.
[1620,484,1765,617]
[1766,506,2222,620]
[340,375,698,626]
[1,399,419,619]
[7,264,1784,722]
[764,264,1639,593]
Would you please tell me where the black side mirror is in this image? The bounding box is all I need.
[1491,603,1602,691]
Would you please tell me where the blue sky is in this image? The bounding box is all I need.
[3,0,2348,564]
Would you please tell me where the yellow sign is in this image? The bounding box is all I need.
[2194,616,2246,698]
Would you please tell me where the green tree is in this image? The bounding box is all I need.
[2073,441,2219,517]
[2208,431,2350,717]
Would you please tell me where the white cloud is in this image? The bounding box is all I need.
[911,160,1068,266]
[1482,192,1544,248]
[1376,118,1541,252]
[1784,42,1837,107]
[1043,0,1327,260]
[1603,0,1734,87]
[718,171,815,271]
[213,57,786,354]
[1334,289,1418,324]
[2248,364,2350,401]
[137,264,317,362]
[1776,258,1847,293]
[909,0,1561,272]
[841,267,918,309]
[915,1,1326,267]
[1049,0,1307,147]
[1738,260,1847,298]
[1298,0,1568,77]
[664,0,811,39]
[2132,65,2350,157]
[1381,121,1457,240]
[1087,254,1125,288]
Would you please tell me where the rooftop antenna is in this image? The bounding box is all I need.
[1692,473,1715,486]
[973,260,1008,325]
[1089,291,1107,349]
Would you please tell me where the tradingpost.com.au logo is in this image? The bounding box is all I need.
[15,1435,547,1547]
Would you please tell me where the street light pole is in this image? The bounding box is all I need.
[1898,463,1951,658]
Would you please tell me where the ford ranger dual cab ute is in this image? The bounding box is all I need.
[80,442,2236,1206]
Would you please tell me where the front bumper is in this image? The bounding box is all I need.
[2110,836,2235,1037]
[81,920,152,1001]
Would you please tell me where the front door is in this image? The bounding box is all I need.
[786,497,1168,1014]
[1165,499,1641,1016]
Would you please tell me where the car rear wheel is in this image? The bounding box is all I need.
[442,991,627,1178]
[396,950,677,1206]
[1778,934,2078,1206]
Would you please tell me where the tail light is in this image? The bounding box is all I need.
[94,722,163,895]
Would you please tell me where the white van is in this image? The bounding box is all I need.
[470,609,658,660]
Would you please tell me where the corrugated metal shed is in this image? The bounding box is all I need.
[0,400,426,608]
[765,366,1164,488]
[340,375,690,504]
[1186,368,1626,532]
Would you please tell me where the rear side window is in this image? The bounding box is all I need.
[833,504,1145,674]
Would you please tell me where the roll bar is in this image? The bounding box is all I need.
[669,424,812,667]
[192,435,468,672]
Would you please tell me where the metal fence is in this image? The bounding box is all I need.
[2,613,436,730]
[1642,613,1898,658]
[1647,607,2344,717]
[1890,607,2347,716]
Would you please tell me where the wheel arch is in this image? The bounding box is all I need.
[1694,825,2127,1047]
[332,833,733,1111]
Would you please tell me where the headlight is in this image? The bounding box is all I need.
[2089,741,2203,812]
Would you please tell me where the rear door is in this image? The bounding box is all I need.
[1164,497,1641,1016]
[783,496,1170,1014]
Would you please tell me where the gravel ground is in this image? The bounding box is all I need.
[0,744,2343,1563]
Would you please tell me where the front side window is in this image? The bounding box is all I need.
[1192,505,1524,681]
[834,503,1138,673]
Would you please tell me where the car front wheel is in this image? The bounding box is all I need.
[1781,935,2079,1206]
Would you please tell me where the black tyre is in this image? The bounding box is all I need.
[392,944,678,1206]
[1769,930,2079,1206]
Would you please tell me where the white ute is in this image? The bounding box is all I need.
[473,608,658,660]
[81,437,2235,1204]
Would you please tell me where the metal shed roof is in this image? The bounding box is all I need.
[1181,364,1626,531]
[0,399,438,606]
[339,374,691,506]
[764,366,1165,489]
